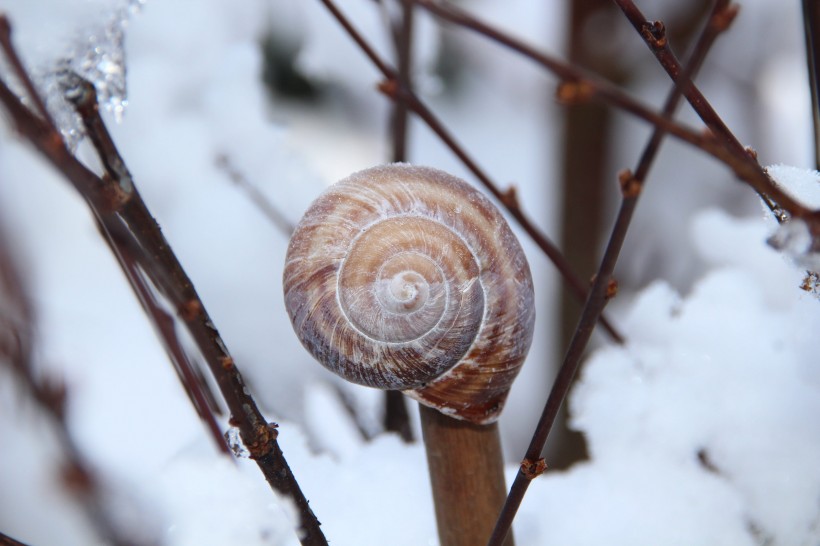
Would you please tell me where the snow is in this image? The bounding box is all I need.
[0,0,819,545]
[302,381,365,461]
[279,429,438,545]
[765,165,820,271]
[153,453,298,546]
[534,208,820,545]
[765,165,820,210]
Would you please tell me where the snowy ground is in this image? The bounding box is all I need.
[0,1,819,545]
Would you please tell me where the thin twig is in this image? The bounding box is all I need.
[0,18,327,546]
[213,151,382,441]
[0,223,157,545]
[613,0,742,153]
[64,76,230,455]
[215,153,296,236]
[0,531,30,546]
[487,3,735,544]
[382,0,417,442]
[802,0,820,170]
[329,382,377,441]
[388,85,625,343]
[116,237,231,454]
[611,0,788,216]
[390,0,414,164]
[0,18,55,128]
[317,0,625,343]
[71,83,327,546]
[414,0,817,226]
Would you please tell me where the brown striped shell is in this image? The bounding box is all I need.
[283,164,535,424]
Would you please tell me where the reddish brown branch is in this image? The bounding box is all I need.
[389,0,414,165]
[488,2,735,543]
[0,225,156,545]
[215,153,296,236]
[413,0,817,226]
[0,18,54,127]
[613,0,741,152]
[383,0,418,443]
[64,77,230,454]
[0,17,327,546]
[0,531,30,546]
[803,0,820,170]
[611,0,794,219]
[116,239,231,454]
[318,0,625,343]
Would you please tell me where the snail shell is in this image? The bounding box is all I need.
[283,164,535,424]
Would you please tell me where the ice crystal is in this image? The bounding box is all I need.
[763,165,820,277]
[224,427,250,459]
[766,217,820,272]
[34,0,145,150]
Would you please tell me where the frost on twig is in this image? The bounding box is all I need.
[764,165,820,292]
[0,0,144,149]
[767,217,820,270]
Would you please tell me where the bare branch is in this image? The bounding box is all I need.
[0,530,31,546]
[0,222,158,546]
[802,0,820,170]
[488,2,737,543]
[215,153,296,237]
[414,0,818,226]
[0,19,327,546]
[317,0,625,343]
[382,0,418,443]
[0,17,55,127]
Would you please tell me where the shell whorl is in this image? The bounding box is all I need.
[283,164,535,424]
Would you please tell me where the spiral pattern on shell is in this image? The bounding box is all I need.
[283,164,535,424]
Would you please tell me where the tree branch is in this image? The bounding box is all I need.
[0,218,157,546]
[802,0,820,170]
[488,2,736,543]
[317,0,625,343]
[0,16,327,546]
[382,0,417,442]
[215,152,296,236]
[0,531,30,546]
[414,0,819,227]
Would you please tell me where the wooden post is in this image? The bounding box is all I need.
[419,405,514,546]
